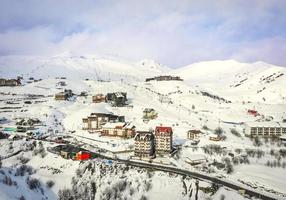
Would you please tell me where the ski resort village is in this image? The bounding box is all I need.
[0,56,285,200]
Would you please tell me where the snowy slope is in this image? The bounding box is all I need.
[0,54,169,81]
[1,57,286,199]
[171,60,286,103]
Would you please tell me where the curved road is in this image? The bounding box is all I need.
[98,154,283,200]
[70,135,283,200]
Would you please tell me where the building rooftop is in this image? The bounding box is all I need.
[155,126,172,133]
[102,122,134,129]
[135,131,154,141]
[245,121,284,127]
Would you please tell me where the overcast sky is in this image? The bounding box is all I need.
[0,0,286,67]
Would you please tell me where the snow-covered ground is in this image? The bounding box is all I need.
[0,55,286,199]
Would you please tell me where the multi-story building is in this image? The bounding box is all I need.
[244,122,286,137]
[134,131,155,157]
[82,113,125,132]
[101,122,135,138]
[154,126,173,155]
[106,92,127,107]
[0,78,21,86]
[187,129,202,140]
[145,75,183,82]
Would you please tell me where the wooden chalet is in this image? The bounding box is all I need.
[92,94,106,103]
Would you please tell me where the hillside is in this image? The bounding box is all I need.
[0,54,169,81]
[1,56,286,199]
[171,60,286,103]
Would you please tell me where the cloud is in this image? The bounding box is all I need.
[0,0,286,67]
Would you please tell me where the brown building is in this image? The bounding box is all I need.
[0,78,21,86]
[106,92,127,107]
[82,113,125,132]
[209,133,222,141]
[92,94,106,103]
[187,129,202,140]
[146,75,183,82]
[134,131,155,157]
[154,126,173,155]
[55,89,73,100]
[101,122,135,138]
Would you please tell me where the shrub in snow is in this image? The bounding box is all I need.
[15,165,34,176]
[114,180,127,192]
[9,142,14,150]
[32,141,37,147]
[129,187,135,196]
[202,125,209,130]
[40,150,47,158]
[230,129,241,137]
[101,187,113,200]
[232,157,239,165]
[226,163,233,174]
[214,127,223,136]
[279,149,286,158]
[46,180,55,188]
[139,195,148,200]
[0,156,2,168]
[19,195,26,200]
[222,157,234,174]
[2,175,13,186]
[144,181,152,192]
[26,177,41,190]
[18,156,30,164]
[76,168,82,177]
[58,188,74,200]
[253,137,262,147]
[234,148,242,154]
[146,171,154,179]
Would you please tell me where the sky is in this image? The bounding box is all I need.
[0,0,286,68]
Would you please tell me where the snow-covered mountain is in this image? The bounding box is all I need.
[1,55,285,103]
[1,56,286,200]
[0,54,169,81]
[171,60,286,103]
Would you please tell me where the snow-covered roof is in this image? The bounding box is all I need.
[245,121,284,128]
[102,122,126,129]
[279,135,286,140]
[186,154,206,161]
[102,122,134,129]
[209,133,219,138]
[135,131,154,141]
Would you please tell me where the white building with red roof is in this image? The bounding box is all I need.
[154,126,173,155]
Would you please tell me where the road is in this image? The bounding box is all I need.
[69,135,283,200]
[97,154,283,200]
